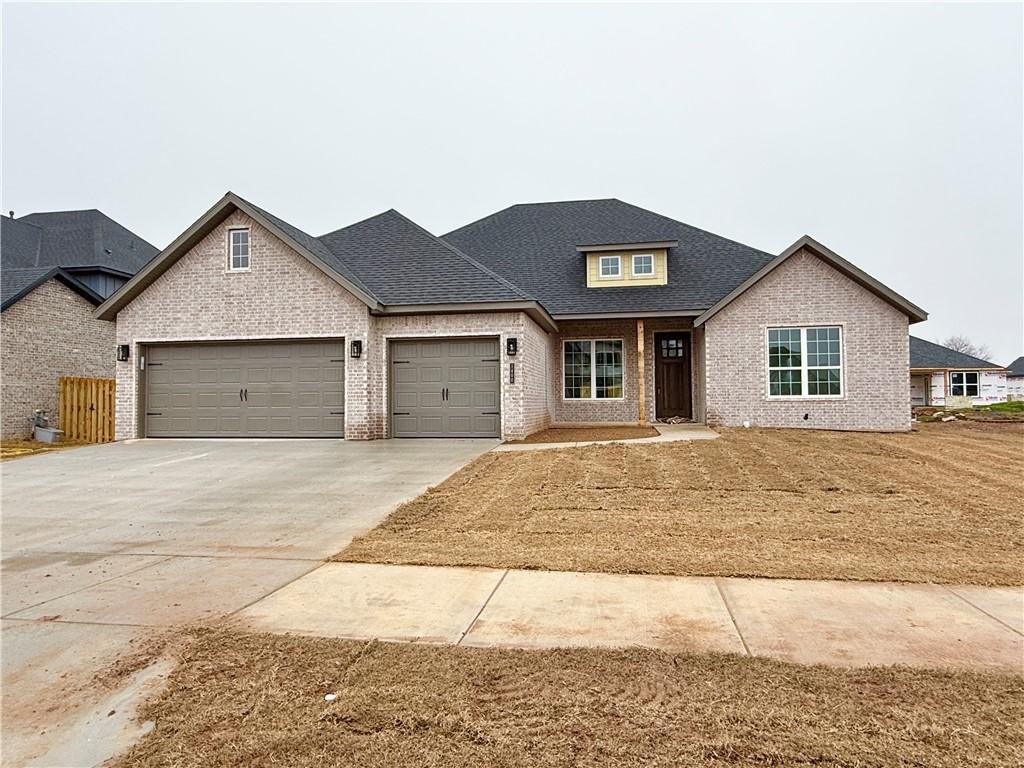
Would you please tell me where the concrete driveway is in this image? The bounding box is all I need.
[1,437,493,768]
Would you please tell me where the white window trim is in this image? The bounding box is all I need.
[764,325,845,400]
[598,255,621,279]
[949,371,980,398]
[631,253,655,277]
[562,338,626,400]
[227,227,251,272]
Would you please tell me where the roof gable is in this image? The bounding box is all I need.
[910,336,1002,370]
[694,235,927,326]
[95,193,381,320]
[443,198,776,317]
[2,266,104,311]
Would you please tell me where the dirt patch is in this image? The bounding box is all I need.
[111,628,1024,768]
[507,426,659,444]
[1,439,88,461]
[339,422,1024,585]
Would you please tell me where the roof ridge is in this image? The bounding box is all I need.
[317,208,399,240]
[611,198,772,256]
[387,209,532,301]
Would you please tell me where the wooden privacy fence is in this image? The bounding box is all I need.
[58,377,115,443]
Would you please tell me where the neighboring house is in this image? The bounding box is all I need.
[96,192,927,441]
[1,211,158,437]
[909,336,1006,407]
[1005,356,1024,401]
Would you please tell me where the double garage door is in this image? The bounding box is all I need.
[143,337,501,439]
[145,340,345,437]
[390,338,500,438]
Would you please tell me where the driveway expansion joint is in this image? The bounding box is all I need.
[940,583,1024,637]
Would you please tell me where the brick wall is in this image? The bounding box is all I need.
[113,210,553,441]
[114,211,372,440]
[703,248,911,431]
[371,312,551,440]
[1,280,115,438]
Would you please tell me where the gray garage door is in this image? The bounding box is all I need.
[145,340,345,437]
[390,338,500,438]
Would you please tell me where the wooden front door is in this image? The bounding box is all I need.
[655,332,692,419]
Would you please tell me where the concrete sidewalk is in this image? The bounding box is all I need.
[235,562,1023,673]
[494,423,719,452]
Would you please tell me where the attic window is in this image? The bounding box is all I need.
[632,253,654,276]
[229,228,250,271]
[599,255,621,277]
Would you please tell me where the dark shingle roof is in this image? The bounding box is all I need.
[442,199,775,316]
[2,266,103,311]
[910,336,1001,370]
[1004,356,1024,377]
[319,210,528,305]
[243,199,377,300]
[3,210,158,274]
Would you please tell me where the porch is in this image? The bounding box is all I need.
[548,317,705,428]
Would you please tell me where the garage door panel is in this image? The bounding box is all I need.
[390,337,499,438]
[145,340,344,437]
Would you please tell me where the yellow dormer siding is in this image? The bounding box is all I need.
[586,249,668,288]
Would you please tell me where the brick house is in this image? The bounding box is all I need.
[1,211,158,438]
[95,193,927,440]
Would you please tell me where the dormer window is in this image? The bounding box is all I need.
[579,240,675,289]
[632,253,654,276]
[228,228,250,271]
[599,255,621,278]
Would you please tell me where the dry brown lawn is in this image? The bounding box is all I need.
[339,422,1024,585]
[507,426,659,443]
[112,628,1023,768]
[0,438,86,461]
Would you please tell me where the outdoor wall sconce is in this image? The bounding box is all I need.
[116,344,130,361]
[506,337,518,356]
[350,340,363,359]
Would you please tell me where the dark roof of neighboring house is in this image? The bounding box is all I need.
[910,336,1003,370]
[1005,356,1024,377]
[442,199,778,317]
[1,266,104,311]
[319,209,529,305]
[2,209,159,274]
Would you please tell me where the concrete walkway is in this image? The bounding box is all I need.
[235,562,1024,673]
[494,423,719,452]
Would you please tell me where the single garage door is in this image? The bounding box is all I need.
[390,337,500,438]
[145,340,345,437]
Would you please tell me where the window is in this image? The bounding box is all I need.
[564,340,623,399]
[767,326,842,397]
[599,255,621,278]
[229,228,250,270]
[632,253,654,276]
[950,371,979,397]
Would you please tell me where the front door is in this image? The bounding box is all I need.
[655,332,692,419]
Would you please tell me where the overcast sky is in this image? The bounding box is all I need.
[3,2,1021,361]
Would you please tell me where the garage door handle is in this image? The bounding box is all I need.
[392,412,410,416]
[244,388,248,401]
[481,411,500,415]
[146,412,162,416]
[330,411,345,415]
[239,388,243,401]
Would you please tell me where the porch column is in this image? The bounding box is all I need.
[637,319,646,425]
